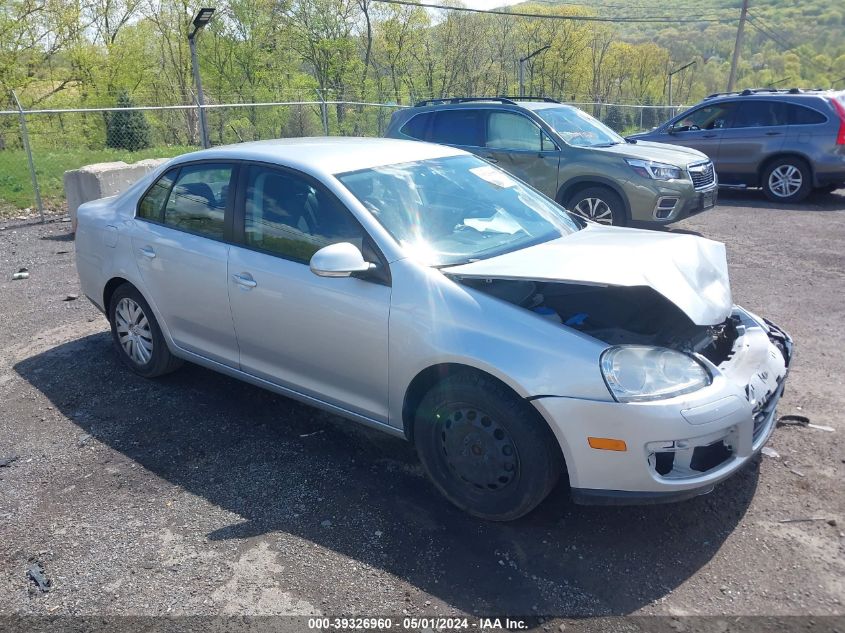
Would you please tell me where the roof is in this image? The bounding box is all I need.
[704,88,843,101]
[166,137,465,177]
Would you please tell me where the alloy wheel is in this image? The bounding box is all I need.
[768,164,803,198]
[115,297,153,365]
[438,406,520,491]
[572,197,614,224]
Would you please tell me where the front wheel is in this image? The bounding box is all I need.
[762,158,812,202]
[567,186,627,226]
[414,372,563,521]
[108,284,182,378]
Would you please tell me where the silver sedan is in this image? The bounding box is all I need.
[75,138,792,520]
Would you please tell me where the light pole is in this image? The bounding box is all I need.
[519,45,550,97]
[668,60,695,116]
[188,7,215,149]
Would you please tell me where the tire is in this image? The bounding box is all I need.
[567,186,627,226]
[762,157,812,203]
[108,283,182,378]
[413,372,563,521]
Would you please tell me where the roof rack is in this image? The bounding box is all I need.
[703,87,826,99]
[496,95,562,103]
[413,97,516,107]
[412,95,561,107]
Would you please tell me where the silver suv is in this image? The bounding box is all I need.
[631,89,845,202]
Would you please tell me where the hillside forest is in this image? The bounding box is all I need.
[1,0,843,145]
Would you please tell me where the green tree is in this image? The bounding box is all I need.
[604,104,629,132]
[106,91,152,151]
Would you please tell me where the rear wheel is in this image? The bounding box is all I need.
[567,186,627,226]
[762,157,812,202]
[414,372,563,521]
[108,284,182,378]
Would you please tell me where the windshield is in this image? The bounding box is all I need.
[337,155,580,267]
[535,106,624,147]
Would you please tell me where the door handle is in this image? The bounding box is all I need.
[231,273,257,289]
[139,246,156,259]
[765,131,782,136]
[702,133,718,138]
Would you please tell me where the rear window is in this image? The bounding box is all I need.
[163,163,234,240]
[429,110,484,147]
[400,112,433,140]
[787,103,827,125]
[730,101,789,128]
[138,169,177,221]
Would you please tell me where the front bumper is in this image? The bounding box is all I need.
[627,179,718,225]
[532,308,793,505]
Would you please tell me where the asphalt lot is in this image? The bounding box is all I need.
[1,189,844,625]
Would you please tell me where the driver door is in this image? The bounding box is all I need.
[658,102,737,164]
[226,163,391,423]
[479,110,560,199]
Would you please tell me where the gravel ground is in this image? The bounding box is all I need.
[1,190,844,626]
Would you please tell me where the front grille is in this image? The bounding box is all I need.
[689,161,716,190]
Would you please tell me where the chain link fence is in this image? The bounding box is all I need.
[0,96,682,219]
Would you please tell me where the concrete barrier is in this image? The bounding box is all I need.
[64,158,170,231]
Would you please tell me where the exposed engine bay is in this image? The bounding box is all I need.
[458,277,740,365]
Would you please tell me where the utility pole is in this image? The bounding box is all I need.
[727,0,749,92]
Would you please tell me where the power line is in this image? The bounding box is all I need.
[746,13,799,50]
[745,14,831,73]
[520,0,739,13]
[369,0,738,23]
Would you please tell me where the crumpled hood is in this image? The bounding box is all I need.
[443,225,732,326]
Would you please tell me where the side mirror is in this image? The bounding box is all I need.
[309,242,374,278]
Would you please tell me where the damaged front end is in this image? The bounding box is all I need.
[453,276,793,496]
[456,278,740,365]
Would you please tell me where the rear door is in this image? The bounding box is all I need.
[131,162,240,366]
[717,100,788,183]
[479,110,560,199]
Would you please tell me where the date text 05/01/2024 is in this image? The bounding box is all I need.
[307,617,529,630]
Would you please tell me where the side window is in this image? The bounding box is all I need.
[163,163,233,239]
[400,112,433,140]
[672,103,735,131]
[486,111,543,151]
[137,169,177,221]
[429,110,484,147]
[787,104,827,125]
[243,165,365,263]
[730,101,789,128]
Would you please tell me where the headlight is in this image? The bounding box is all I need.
[600,346,711,402]
[625,158,683,181]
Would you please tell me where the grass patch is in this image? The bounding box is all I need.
[0,145,195,216]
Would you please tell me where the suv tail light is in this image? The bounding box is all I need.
[832,98,845,145]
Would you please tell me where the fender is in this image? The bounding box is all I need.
[557,175,632,220]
